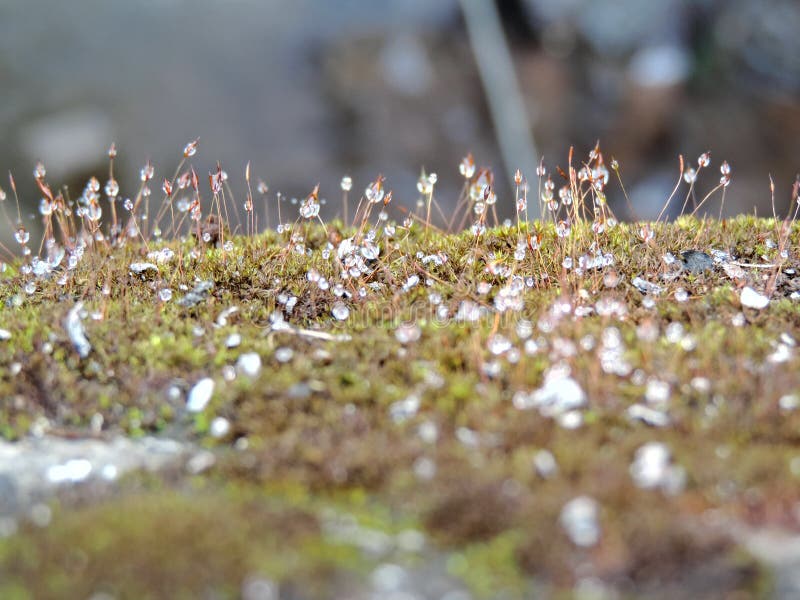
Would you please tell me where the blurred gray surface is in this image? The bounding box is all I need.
[0,0,798,227]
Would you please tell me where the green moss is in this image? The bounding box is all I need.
[0,486,359,600]
[0,216,797,596]
[447,531,527,598]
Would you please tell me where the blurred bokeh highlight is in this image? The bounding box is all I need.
[1,0,798,224]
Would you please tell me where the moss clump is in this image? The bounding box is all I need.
[0,215,797,597]
[0,484,361,600]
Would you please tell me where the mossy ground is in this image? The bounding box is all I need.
[1,216,799,598]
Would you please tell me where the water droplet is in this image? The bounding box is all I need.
[530,372,587,416]
[456,427,481,448]
[630,442,669,489]
[275,347,294,363]
[210,416,230,438]
[186,450,216,474]
[779,394,800,411]
[140,162,155,182]
[65,302,91,358]
[740,286,769,310]
[533,449,558,478]
[416,172,433,195]
[46,459,92,484]
[217,365,234,382]
[389,395,420,424]
[130,262,158,277]
[241,576,279,600]
[299,196,320,219]
[183,139,198,157]
[632,277,663,295]
[402,274,419,292]
[360,240,380,260]
[768,343,793,364]
[626,403,670,427]
[417,421,438,444]
[487,334,512,356]
[104,178,119,197]
[187,378,214,412]
[557,410,583,429]
[395,322,421,344]
[371,563,408,593]
[237,352,262,377]
[645,379,670,405]
[365,178,385,204]
[459,154,475,179]
[38,198,55,216]
[638,225,654,243]
[560,496,600,547]
[413,456,436,480]
[332,302,350,321]
[14,227,30,245]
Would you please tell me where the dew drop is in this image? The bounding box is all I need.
[14,227,30,245]
[187,378,214,412]
[395,322,421,344]
[533,449,558,478]
[560,496,600,547]
[46,459,92,485]
[740,286,769,310]
[332,302,350,321]
[183,139,198,157]
[487,334,512,356]
[275,347,294,363]
[210,416,230,438]
[459,154,476,179]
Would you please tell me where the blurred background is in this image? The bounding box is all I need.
[1,0,799,228]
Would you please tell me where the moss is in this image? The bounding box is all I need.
[446,531,527,598]
[0,485,359,600]
[0,216,797,596]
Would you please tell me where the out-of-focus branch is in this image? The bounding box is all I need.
[460,0,539,216]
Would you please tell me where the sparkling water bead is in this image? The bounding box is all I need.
[331,302,349,321]
[15,227,30,245]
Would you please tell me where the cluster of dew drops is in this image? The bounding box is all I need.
[6,141,799,557]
